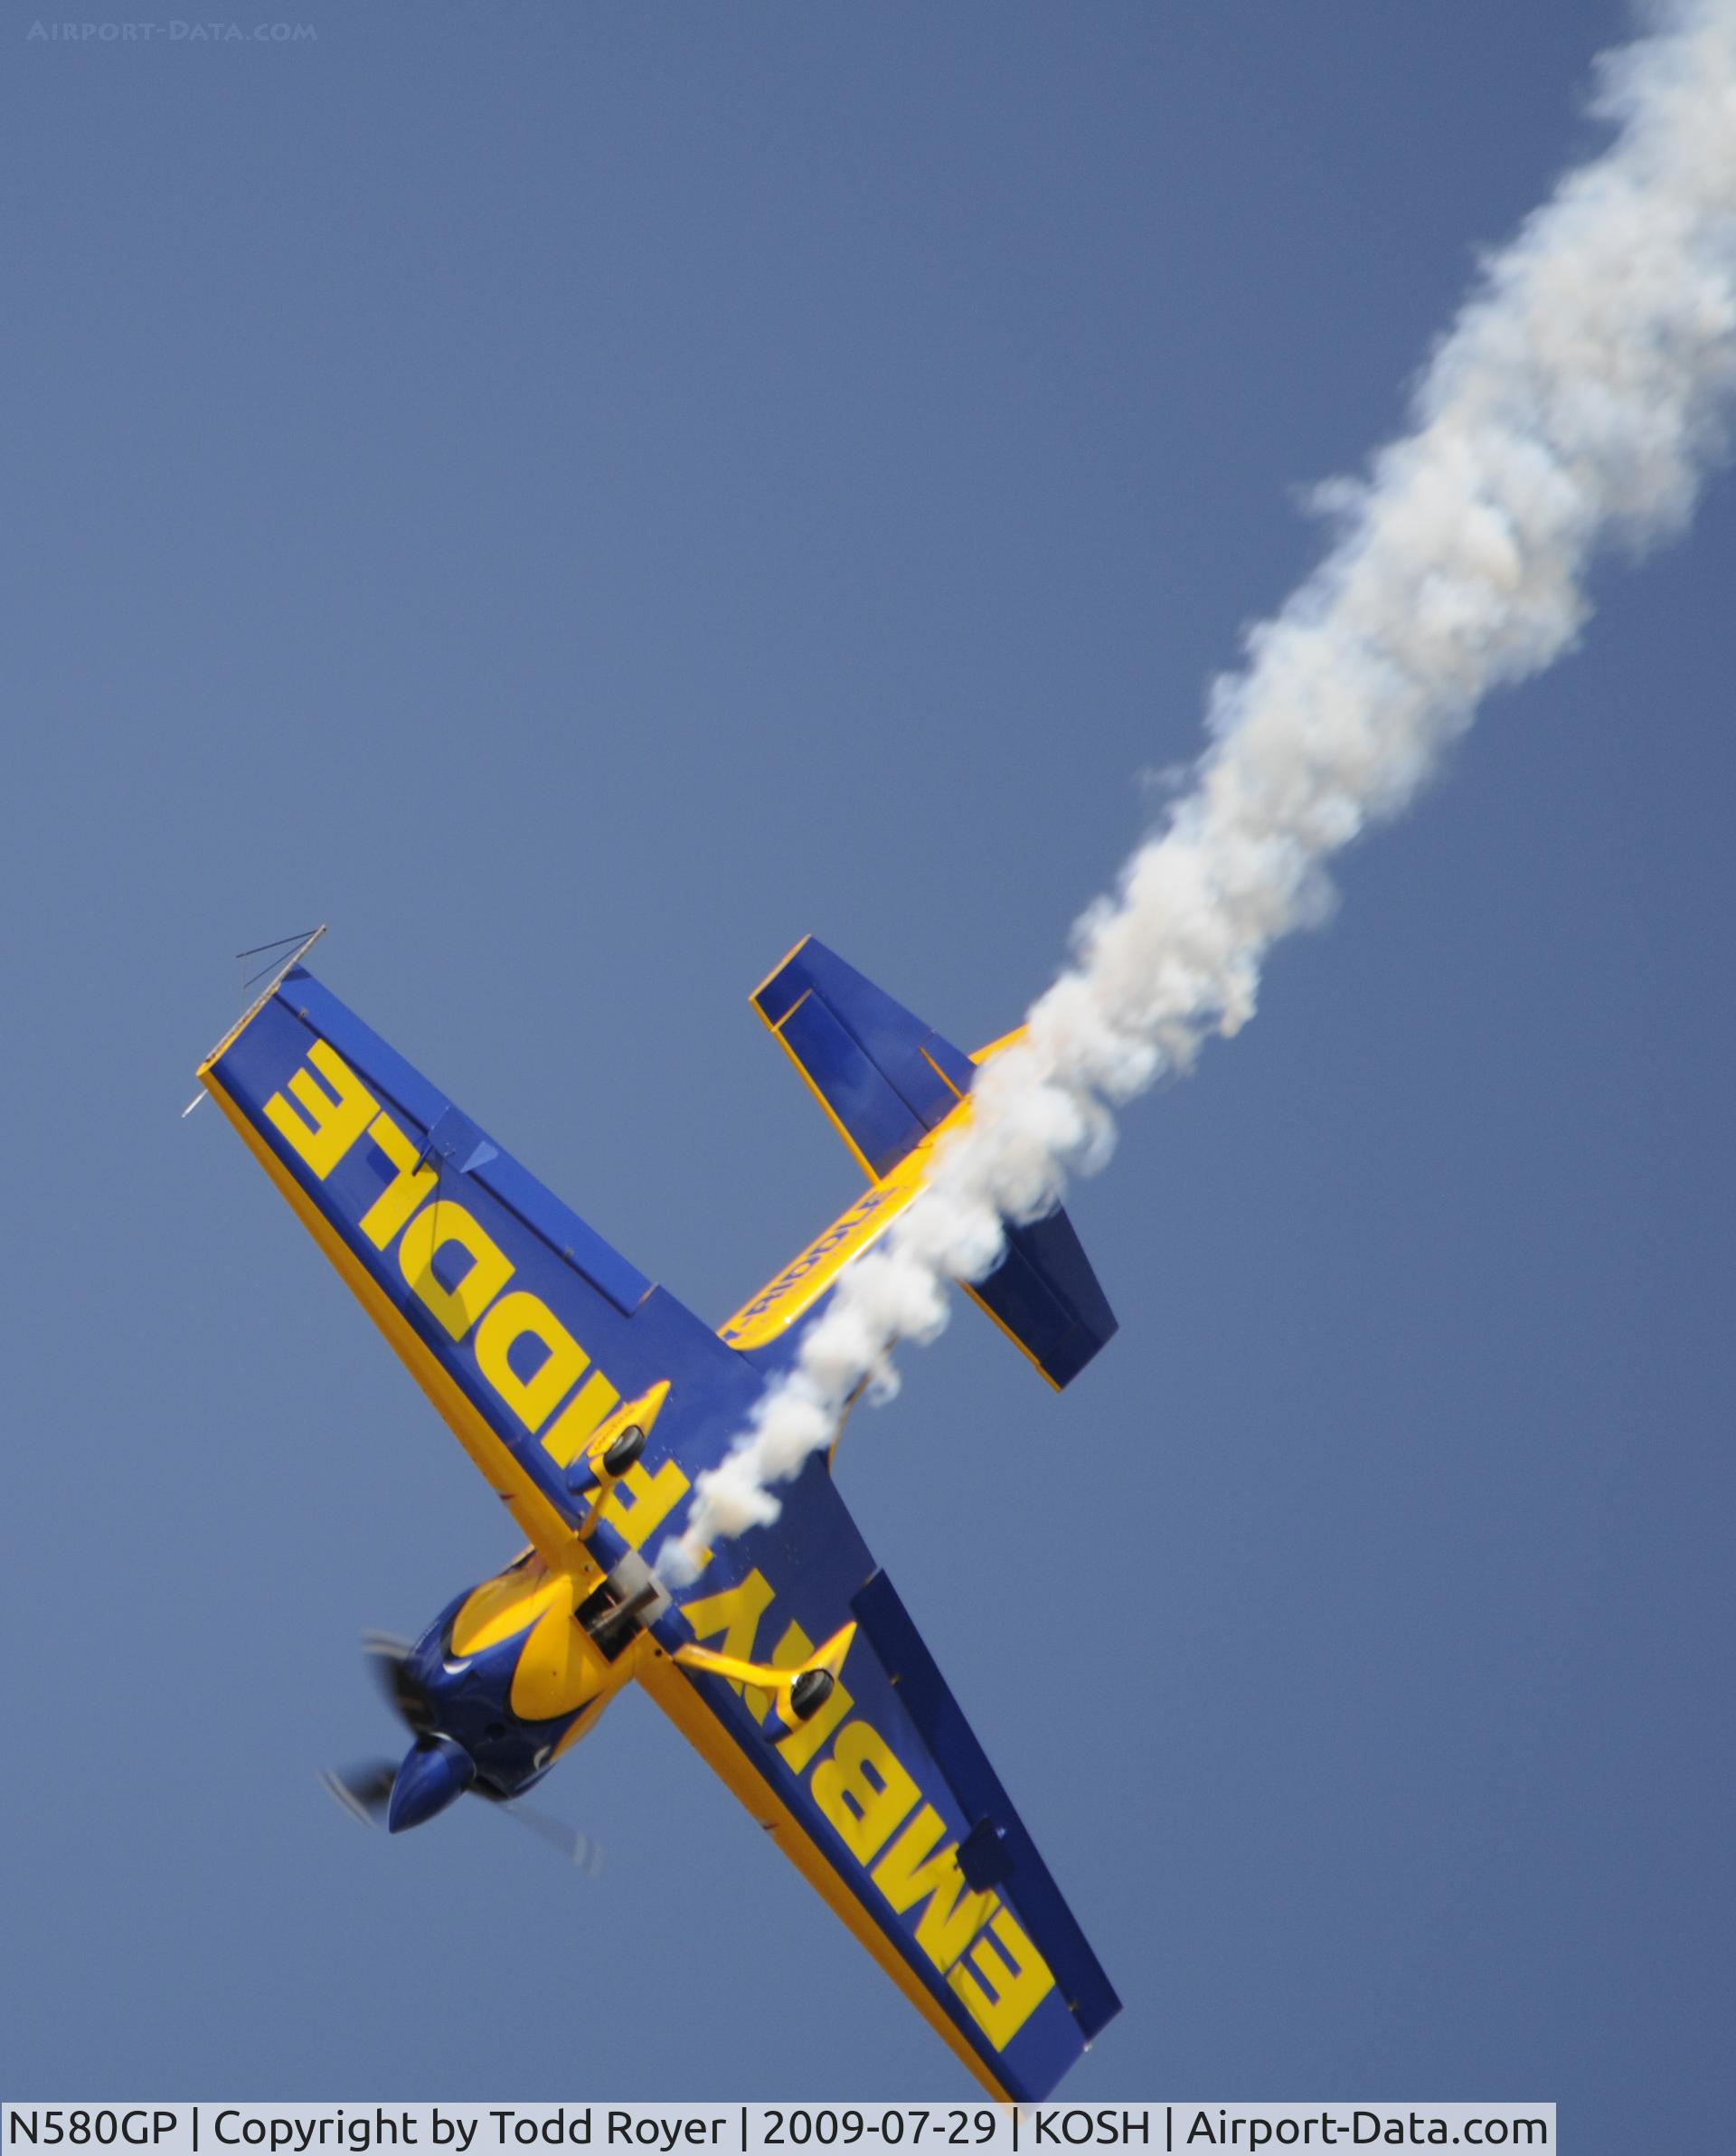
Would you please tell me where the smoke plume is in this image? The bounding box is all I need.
[662,0,1736,1583]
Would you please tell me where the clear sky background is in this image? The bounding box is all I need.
[2,1,1731,2139]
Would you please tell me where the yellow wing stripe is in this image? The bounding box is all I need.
[961,1280,1064,1395]
[634,1646,1012,2100]
[202,1064,590,1569]
[195,926,327,1076]
[748,934,818,1012]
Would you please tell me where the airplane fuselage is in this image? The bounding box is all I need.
[390,1549,646,1828]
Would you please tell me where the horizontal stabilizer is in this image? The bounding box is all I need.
[750,939,1117,1388]
[753,937,976,1180]
[966,1207,1118,1392]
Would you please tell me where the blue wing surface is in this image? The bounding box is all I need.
[201,959,1118,2094]
[639,1453,1120,2100]
[198,964,760,1560]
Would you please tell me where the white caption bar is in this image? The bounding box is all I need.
[0,2105,1558,2156]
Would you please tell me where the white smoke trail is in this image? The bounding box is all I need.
[662,0,1736,1583]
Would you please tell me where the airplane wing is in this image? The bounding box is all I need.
[196,939,762,1563]
[202,940,1118,2092]
[637,1452,1119,2101]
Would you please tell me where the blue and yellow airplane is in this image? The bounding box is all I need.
[196,929,1120,2098]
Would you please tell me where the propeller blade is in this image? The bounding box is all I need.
[319,1761,398,1827]
[497,1800,604,1877]
[361,1632,429,1731]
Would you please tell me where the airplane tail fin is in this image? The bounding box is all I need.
[739,938,1116,1389]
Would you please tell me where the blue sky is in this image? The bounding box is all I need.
[2,2,1730,2140]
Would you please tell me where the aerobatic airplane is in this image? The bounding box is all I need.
[196,929,1120,2098]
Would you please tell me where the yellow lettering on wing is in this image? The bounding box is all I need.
[674,1563,1061,2056]
[259,1050,644,1510]
[811,1718,920,1866]
[599,1459,691,1551]
[720,1178,913,1351]
[474,1290,591,1433]
[872,1803,999,1974]
[947,1905,1054,2049]
[264,1040,376,1179]
[398,1199,514,1341]
[357,1111,438,1249]
[542,1371,622,1468]
[681,1571,777,1715]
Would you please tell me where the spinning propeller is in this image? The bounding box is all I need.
[318,1632,601,1872]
